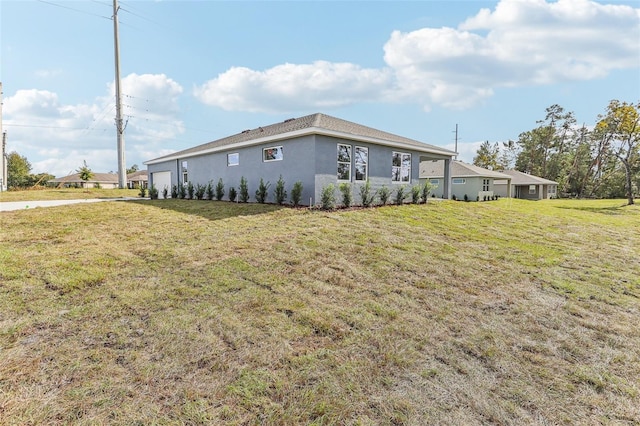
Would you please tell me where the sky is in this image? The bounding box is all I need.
[1,0,639,178]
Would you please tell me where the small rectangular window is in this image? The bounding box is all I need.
[263,146,283,162]
[354,146,368,181]
[337,144,351,181]
[452,178,465,184]
[392,152,411,183]
[181,161,188,184]
[228,153,239,166]
[482,179,490,191]
[429,179,439,187]
[529,185,536,194]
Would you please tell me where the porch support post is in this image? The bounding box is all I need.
[538,184,543,200]
[507,178,512,198]
[443,158,452,199]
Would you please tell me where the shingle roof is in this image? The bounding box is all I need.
[493,170,558,185]
[49,173,118,184]
[145,113,455,164]
[420,160,511,179]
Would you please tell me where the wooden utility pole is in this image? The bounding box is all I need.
[1,81,6,191]
[113,0,126,188]
[454,124,458,159]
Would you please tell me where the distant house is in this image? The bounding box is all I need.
[127,170,148,189]
[494,170,558,200]
[144,113,457,205]
[49,173,119,189]
[420,160,512,200]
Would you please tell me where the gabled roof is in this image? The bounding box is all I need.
[494,170,558,185]
[49,173,118,184]
[145,113,456,165]
[127,170,148,180]
[420,160,511,179]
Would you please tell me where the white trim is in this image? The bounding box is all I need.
[392,151,411,183]
[263,146,283,162]
[354,145,368,182]
[227,152,239,166]
[337,143,352,182]
[145,127,455,165]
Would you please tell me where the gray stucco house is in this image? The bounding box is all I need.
[144,113,457,205]
[420,160,512,200]
[493,170,558,200]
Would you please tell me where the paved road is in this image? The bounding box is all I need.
[0,198,141,212]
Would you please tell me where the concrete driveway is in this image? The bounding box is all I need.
[0,198,141,212]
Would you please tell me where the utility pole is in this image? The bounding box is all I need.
[1,81,6,192]
[113,0,126,189]
[454,124,459,160]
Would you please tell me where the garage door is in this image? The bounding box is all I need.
[152,171,171,199]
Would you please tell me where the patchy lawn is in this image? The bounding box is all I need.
[0,198,638,425]
[0,188,140,202]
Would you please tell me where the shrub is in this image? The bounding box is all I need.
[339,182,352,208]
[148,184,159,200]
[464,194,469,202]
[215,178,225,201]
[411,185,421,204]
[395,185,408,205]
[229,187,237,202]
[239,177,249,203]
[291,181,303,207]
[378,185,391,206]
[274,175,287,205]
[359,180,376,207]
[205,181,214,200]
[320,183,336,210]
[452,194,457,201]
[178,183,186,199]
[476,196,480,202]
[195,183,206,200]
[162,186,168,200]
[255,178,271,203]
[94,182,102,189]
[138,185,147,198]
[187,181,195,199]
[421,182,432,204]
[171,184,179,199]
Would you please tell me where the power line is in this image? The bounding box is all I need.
[37,0,111,20]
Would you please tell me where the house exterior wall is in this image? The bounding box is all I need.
[494,183,556,200]
[421,177,495,200]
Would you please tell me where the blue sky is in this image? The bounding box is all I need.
[1,0,639,177]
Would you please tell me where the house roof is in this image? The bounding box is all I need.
[420,160,512,179]
[49,173,119,184]
[145,113,456,165]
[127,170,148,180]
[493,170,558,186]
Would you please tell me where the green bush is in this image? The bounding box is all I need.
[138,185,147,198]
[320,183,336,210]
[148,184,159,200]
[339,182,352,207]
[395,185,408,205]
[162,186,168,199]
[359,180,376,207]
[378,185,391,206]
[291,181,303,207]
[274,175,287,205]
[195,183,206,200]
[229,187,237,202]
[239,177,249,203]
[206,181,214,200]
[215,178,225,201]
[171,184,179,199]
[255,178,271,203]
[421,182,432,204]
[411,185,421,204]
[187,181,195,199]
[178,183,186,199]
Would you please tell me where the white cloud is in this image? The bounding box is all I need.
[4,74,185,177]
[195,0,639,113]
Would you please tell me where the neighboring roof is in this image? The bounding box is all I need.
[127,170,148,180]
[145,113,456,165]
[494,170,558,185]
[49,173,118,184]
[420,160,511,179]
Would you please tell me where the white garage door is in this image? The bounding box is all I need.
[152,171,171,199]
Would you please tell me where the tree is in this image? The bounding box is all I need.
[595,100,639,205]
[76,161,94,187]
[7,151,32,188]
[127,164,139,174]
[473,141,500,170]
[498,140,518,170]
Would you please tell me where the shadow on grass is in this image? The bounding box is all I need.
[553,203,636,216]
[126,199,285,221]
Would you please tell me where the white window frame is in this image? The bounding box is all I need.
[263,146,283,162]
[354,146,368,182]
[337,144,352,181]
[181,160,188,184]
[227,153,239,166]
[452,178,466,184]
[429,179,439,187]
[482,179,490,191]
[529,185,536,194]
[392,152,411,183]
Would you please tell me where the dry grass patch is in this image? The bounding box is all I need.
[0,198,638,424]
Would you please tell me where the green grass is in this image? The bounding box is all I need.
[0,188,139,202]
[0,198,638,424]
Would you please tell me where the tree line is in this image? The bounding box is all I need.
[473,100,639,205]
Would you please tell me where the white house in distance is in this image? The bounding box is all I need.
[494,170,558,200]
[420,160,512,200]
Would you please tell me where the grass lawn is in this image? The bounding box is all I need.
[0,188,140,202]
[0,198,638,425]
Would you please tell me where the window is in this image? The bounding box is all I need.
[529,185,537,194]
[429,179,439,187]
[548,185,556,194]
[452,178,466,184]
[181,161,188,184]
[392,152,411,183]
[228,153,239,166]
[355,146,368,181]
[337,144,351,181]
[482,179,490,191]
[263,146,283,162]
